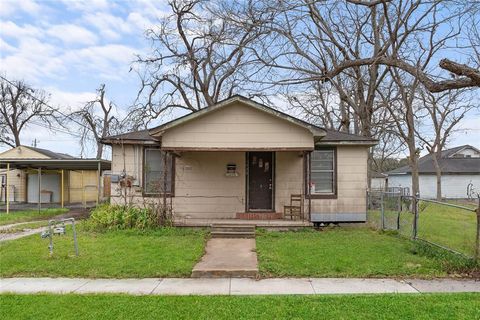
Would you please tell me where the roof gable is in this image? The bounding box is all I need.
[149,95,326,138]
[0,146,75,160]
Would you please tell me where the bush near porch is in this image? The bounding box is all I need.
[0,225,207,278]
[256,228,477,278]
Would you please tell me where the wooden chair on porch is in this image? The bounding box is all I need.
[284,194,303,220]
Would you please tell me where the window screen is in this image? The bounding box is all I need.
[144,149,173,194]
[310,149,335,194]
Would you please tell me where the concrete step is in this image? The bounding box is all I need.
[191,268,258,278]
[211,231,255,239]
[210,224,256,238]
[211,226,255,233]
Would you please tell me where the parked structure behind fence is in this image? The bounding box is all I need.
[367,191,480,260]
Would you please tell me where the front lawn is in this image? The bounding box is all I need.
[256,228,464,278]
[0,208,69,226]
[0,227,207,278]
[417,201,477,256]
[1,293,478,320]
[368,201,478,257]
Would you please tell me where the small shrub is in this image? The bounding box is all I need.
[85,203,166,231]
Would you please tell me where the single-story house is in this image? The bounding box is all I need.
[0,146,111,208]
[370,172,388,190]
[102,95,377,223]
[386,145,480,199]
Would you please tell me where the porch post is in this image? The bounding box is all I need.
[6,162,10,214]
[97,160,101,205]
[61,169,64,208]
[38,167,41,212]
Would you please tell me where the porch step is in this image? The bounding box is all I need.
[211,224,255,238]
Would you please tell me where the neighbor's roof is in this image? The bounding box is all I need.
[102,95,376,146]
[26,146,76,159]
[387,145,480,175]
[0,146,111,170]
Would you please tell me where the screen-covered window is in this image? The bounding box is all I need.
[144,148,173,194]
[310,148,335,194]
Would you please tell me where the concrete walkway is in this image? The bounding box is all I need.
[192,238,258,278]
[1,277,478,295]
[0,209,89,242]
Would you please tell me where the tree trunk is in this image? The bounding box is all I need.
[431,152,442,200]
[14,131,21,147]
[408,142,420,197]
[96,141,103,159]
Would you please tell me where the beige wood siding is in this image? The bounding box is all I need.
[161,102,314,150]
[310,146,368,220]
[109,145,369,220]
[172,152,245,218]
[0,169,27,202]
[0,146,50,159]
[275,152,304,211]
[68,170,99,203]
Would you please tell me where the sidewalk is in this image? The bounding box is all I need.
[1,277,478,295]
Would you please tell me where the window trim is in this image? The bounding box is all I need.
[305,147,337,199]
[142,147,175,197]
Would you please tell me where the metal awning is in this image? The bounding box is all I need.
[0,159,111,170]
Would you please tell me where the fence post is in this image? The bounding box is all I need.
[475,199,480,261]
[396,193,401,230]
[412,192,419,240]
[380,192,385,230]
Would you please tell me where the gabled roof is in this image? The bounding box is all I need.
[102,95,377,146]
[0,146,75,160]
[387,145,480,175]
[27,146,76,159]
[148,95,326,137]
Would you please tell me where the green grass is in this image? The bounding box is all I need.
[256,228,458,278]
[368,201,478,257]
[1,293,478,320]
[0,208,69,226]
[417,202,477,256]
[0,226,207,278]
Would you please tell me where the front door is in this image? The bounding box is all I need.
[247,152,274,211]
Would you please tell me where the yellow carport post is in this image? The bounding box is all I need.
[6,162,9,214]
[97,161,100,206]
[81,170,85,209]
[61,169,64,208]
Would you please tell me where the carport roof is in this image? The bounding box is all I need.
[0,159,111,170]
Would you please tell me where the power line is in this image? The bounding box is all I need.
[0,75,92,132]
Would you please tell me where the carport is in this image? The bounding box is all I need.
[0,159,111,214]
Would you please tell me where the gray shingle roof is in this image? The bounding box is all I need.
[27,147,76,159]
[102,129,156,142]
[102,96,376,145]
[387,145,480,175]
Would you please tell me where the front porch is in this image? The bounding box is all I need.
[173,218,313,229]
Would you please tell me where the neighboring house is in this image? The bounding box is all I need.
[370,172,388,190]
[0,146,111,205]
[102,95,377,223]
[386,145,480,199]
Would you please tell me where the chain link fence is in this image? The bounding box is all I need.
[368,191,480,260]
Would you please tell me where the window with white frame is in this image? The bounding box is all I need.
[310,148,335,195]
[144,148,173,195]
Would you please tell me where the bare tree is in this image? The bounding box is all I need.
[0,78,55,148]
[415,89,476,200]
[70,84,119,159]
[131,0,269,126]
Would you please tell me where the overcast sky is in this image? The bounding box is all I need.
[1,0,479,158]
